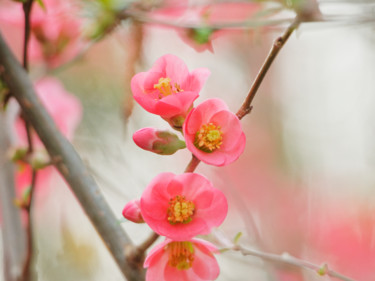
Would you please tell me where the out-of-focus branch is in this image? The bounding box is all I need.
[232,244,356,281]
[0,32,144,281]
[0,112,26,281]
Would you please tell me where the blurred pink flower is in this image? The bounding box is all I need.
[133,127,186,155]
[145,238,220,281]
[0,0,84,67]
[122,199,144,223]
[14,76,82,197]
[14,77,82,149]
[183,98,246,166]
[131,54,210,128]
[309,208,375,281]
[140,172,227,241]
[149,2,262,52]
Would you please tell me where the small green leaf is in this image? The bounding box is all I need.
[36,0,46,11]
[117,217,127,224]
[317,263,328,276]
[233,232,242,244]
[22,186,31,201]
[189,27,214,45]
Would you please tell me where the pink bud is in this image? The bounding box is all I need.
[122,199,144,223]
[132,127,186,155]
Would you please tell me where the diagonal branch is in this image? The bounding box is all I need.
[236,18,300,120]
[0,31,144,281]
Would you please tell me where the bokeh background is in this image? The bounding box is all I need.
[1,0,375,280]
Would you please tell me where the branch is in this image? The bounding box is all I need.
[0,112,26,281]
[0,32,144,281]
[232,244,356,281]
[236,18,300,120]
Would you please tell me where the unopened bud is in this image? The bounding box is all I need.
[122,199,144,224]
[132,127,186,155]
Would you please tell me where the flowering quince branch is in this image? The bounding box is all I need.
[231,244,356,281]
[19,2,38,279]
[0,33,144,281]
[236,17,300,120]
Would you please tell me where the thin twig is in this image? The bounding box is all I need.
[121,8,295,30]
[20,3,37,280]
[232,244,356,281]
[21,171,37,281]
[136,232,160,255]
[184,154,201,173]
[22,0,34,71]
[236,18,300,120]
[0,32,144,281]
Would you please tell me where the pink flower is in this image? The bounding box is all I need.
[145,238,220,281]
[183,98,246,166]
[14,77,82,148]
[0,0,84,67]
[133,127,186,155]
[122,199,144,223]
[140,172,227,241]
[148,2,262,53]
[13,77,82,197]
[131,54,210,128]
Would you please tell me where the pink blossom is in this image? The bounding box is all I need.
[13,77,82,197]
[183,98,246,166]
[140,172,227,241]
[145,238,220,281]
[133,127,186,155]
[14,77,82,149]
[148,2,262,52]
[0,0,84,67]
[131,54,210,128]
[309,208,375,280]
[122,199,144,223]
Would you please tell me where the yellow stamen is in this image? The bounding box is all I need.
[167,195,195,224]
[167,241,195,270]
[194,123,223,152]
[153,77,183,99]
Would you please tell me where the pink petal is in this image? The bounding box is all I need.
[182,68,211,91]
[145,251,169,281]
[184,107,203,135]
[192,244,220,280]
[195,98,229,121]
[164,264,189,281]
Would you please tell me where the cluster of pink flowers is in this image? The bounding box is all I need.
[0,0,84,68]
[123,54,247,280]
[12,77,82,208]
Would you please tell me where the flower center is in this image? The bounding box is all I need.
[153,77,183,99]
[167,195,195,224]
[167,241,195,270]
[194,123,223,153]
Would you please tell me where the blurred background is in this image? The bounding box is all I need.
[1,0,375,280]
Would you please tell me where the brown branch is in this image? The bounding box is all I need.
[0,31,144,281]
[22,0,34,71]
[236,18,300,120]
[21,170,37,281]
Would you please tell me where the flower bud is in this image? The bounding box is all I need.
[132,127,186,155]
[122,199,144,223]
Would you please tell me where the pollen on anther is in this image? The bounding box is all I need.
[194,123,223,153]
